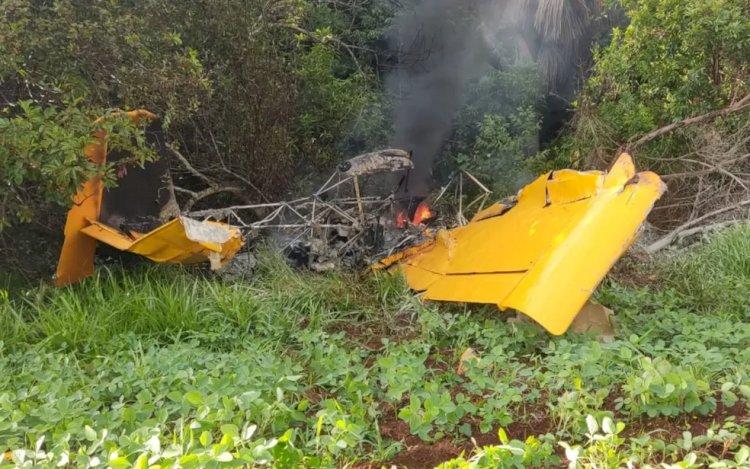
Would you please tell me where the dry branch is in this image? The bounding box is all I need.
[645,197,750,253]
[168,145,267,211]
[168,146,214,186]
[623,94,750,153]
[181,186,248,212]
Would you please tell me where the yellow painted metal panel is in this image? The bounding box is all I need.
[503,170,665,335]
[545,170,601,205]
[401,229,460,277]
[55,135,108,287]
[470,203,510,222]
[376,153,666,336]
[56,110,244,286]
[399,264,442,292]
[80,221,136,251]
[421,271,525,305]
[82,218,243,266]
[443,200,589,273]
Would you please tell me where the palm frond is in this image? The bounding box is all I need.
[534,0,597,43]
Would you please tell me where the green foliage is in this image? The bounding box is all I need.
[447,64,546,195]
[0,101,155,229]
[437,430,559,468]
[454,110,541,195]
[620,357,715,417]
[4,227,750,466]
[397,382,477,441]
[661,223,750,313]
[376,342,430,402]
[294,44,383,167]
[558,0,750,165]
[559,415,630,468]
[0,0,390,228]
[0,0,209,122]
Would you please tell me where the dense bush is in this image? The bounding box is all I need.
[553,0,750,167]
[0,102,155,229]
[0,0,392,229]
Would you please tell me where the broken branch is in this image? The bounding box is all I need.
[182,185,249,212]
[624,94,750,153]
[645,197,750,253]
[168,146,215,186]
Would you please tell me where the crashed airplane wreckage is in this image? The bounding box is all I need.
[375,153,665,335]
[55,110,243,287]
[55,111,665,336]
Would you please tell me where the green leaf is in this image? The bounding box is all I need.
[109,456,131,469]
[185,391,203,405]
[178,454,201,468]
[221,424,239,438]
[134,455,148,469]
[736,446,750,465]
[585,415,598,434]
[215,452,233,462]
[497,427,509,445]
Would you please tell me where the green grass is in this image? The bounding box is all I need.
[2,229,750,468]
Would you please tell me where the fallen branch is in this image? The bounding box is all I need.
[218,166,270,203]
[680,157,750,192]
[168,146,214,186]
[623,94,750,153]
[168,145,265,211]
[675,220,740,241]
[645,197,750,253]
[181,186,248,212]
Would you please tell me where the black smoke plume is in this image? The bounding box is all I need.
[385,0,600,202]
[386,0,494,200]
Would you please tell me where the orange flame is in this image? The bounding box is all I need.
[395,201,434,228]
[412,201,433,225]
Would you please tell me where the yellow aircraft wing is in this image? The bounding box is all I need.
[375,153,666,335]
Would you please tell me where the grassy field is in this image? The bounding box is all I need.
[2,226,750,468]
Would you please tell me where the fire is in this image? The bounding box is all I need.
[412,201,433,225]
[395,201,434,228]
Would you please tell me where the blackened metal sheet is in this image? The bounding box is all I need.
[99,119,179,233]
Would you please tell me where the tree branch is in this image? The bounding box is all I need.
[623,94,750,153]
[168,145,269,210]
[168,145,215,186]
[272,23,368,73]
[645,197,750,253]
[181,186,249,212]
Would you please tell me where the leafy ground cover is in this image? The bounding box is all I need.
[2,226,750,468]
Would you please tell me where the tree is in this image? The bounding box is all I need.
[550,0,750,227]
[0,0,392,230]
[497,0,607,91]
[0,102,155,229]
